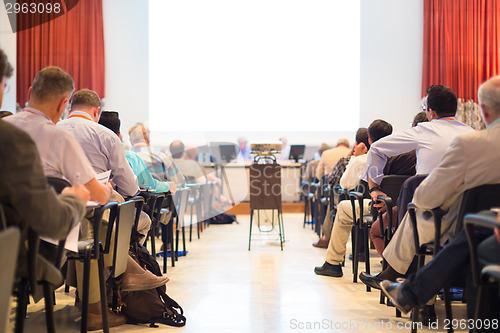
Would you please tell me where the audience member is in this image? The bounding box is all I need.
[0,48,88,284]
[129,123,186,187]
[312,129,369,248]
[314,120,395,276]
[316,138,350,180]
[360,79,500,293]
[58,89,140,198]
[57,89,167,330]
[381,212,500,323]
[4,67,110,204]
[98,111,174,195]
[170,140,207,184]
[370,111,429,257]
[302,143,330,183]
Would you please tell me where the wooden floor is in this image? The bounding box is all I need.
[11,213,467,332]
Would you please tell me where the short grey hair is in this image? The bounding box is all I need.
[31,66,74,103]
[129,123,150,145]
[71,89,101,109]
[478,76,500,114]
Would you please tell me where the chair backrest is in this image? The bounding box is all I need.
[111,200,136,277]
[379,175,411,203]
[456,183,500,230]
[46,176,71,193]
[174,188,190,227]
[0,227,20,333]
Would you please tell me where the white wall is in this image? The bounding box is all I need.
[0,5,16,112]
[102,0,149,140]
[2,0,424,146]
[360,0,423,133]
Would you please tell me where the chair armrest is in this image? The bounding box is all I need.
[349,191,365,224]
[464,211,500,287]
[407,203,447,256]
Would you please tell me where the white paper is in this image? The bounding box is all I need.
[40,221,80,253]
[96,170,111,184]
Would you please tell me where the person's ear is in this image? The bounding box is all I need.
[27,86,32,102]
[56,97,68,117]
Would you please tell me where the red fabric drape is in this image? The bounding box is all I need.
[422,0,500,102]
[16,0,105,106]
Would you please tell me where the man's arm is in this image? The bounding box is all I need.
[339,155,366,190]
[413,136,467,210]
[106,136,140,197]
[366,128,420,186]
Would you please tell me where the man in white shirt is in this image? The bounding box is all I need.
[315,119,393,277]
[360,85,477,289]
[366,85,474,201]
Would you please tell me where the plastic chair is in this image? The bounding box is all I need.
[173,187,190,266]
[464,210,500,333]
[66,202,118,333]
[408,183,500,333]
[141,192,165,258]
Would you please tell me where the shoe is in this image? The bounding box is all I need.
[380,280,412,314]
[121,270,169,292]
[359,272,383,290]
[348,253,366,262]
[312,237,329,248]
[314,262,343,277]
[87,310,127,331]
[411,305,437,327]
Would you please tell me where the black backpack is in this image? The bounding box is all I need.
[121,230,186,327]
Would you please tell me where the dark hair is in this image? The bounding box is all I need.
[412,111,428,127]
[425,85,457,117]
[98,111,120,135]
[169,140,185,159]
[0,49,13,79]
[355,127,369,149]
[31,66,74,102]
[71,89,101,109]
[0,110,13,118]
[367,119,393,143]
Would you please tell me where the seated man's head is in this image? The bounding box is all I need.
[336,138,349,148]
[367,119,393,146]
[424,85,457,120]
[185,146,198,160]
[352,127,369,155]
[412,111,429,127]
[170,140,185,158]
[28,66,74,123]
[98,111,121,137]
[478,75,500,126]
[0,48,13,107]
[129,123,150,146]
[70,89,102,122]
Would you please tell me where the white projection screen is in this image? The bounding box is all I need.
[149,0,360,135]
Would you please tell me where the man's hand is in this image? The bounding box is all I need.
[370,189,387,213]
[168,181,178,194]
[63,185,90,204]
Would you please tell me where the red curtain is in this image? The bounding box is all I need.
[422,0,500,101]
[16,0,105,106]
